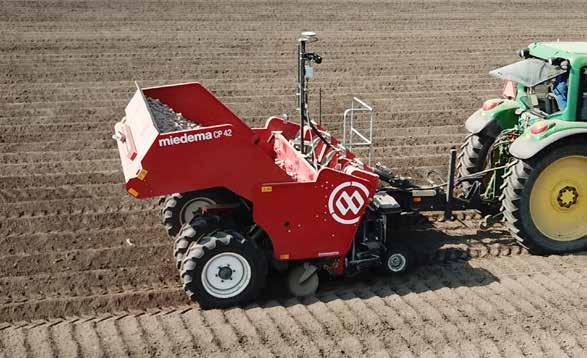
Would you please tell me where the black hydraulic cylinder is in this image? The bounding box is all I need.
[318,88,322,126]
[444,149,457,220]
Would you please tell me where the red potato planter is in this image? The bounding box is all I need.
[114,81,386,307]
[114,33,470,308]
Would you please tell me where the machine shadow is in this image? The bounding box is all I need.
[260,214,510,304]
[261,258,500,310]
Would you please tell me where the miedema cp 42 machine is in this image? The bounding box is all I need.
[113,33,585,308]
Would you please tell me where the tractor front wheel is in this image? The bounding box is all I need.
[501,143,587,253]
[457,133,498,214]
[457,133,494,189]
[180,230,267,308]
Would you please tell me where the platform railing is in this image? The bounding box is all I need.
[343,97,375,166]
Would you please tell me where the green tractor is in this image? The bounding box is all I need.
[459,42,587,254]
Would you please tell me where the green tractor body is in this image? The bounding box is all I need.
[460,42,587,254]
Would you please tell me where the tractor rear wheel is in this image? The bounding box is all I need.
[162,190,230,238]
[501,143,587,253]
[180,230,267,308]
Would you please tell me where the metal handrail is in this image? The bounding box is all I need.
[343,97,374,165]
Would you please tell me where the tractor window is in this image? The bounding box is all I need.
[580,68,587,121]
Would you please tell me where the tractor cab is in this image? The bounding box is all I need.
[489,42,587,122]
[490,57,567,115]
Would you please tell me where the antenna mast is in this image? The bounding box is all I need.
[296,31,321,154]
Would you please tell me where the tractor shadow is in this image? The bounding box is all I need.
[260,213,516,304]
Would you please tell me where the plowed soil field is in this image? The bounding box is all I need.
[1,0,586,357]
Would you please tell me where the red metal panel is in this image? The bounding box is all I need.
[272,133,317,182]
[251,116,301,158]
[114,81,380,268]
[115,82,294,200]
[253,168,379,261]
[125,123,292,200]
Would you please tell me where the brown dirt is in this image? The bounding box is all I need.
[1,0,586,356]
[1,254,585,357]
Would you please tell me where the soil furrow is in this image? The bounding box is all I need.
[305,297,367,357]
[94,318,130,358]
[243,304,295,357]
[115,315,151,358]
[0,209,160,236]
[158,312,202,357]
[222,307,274,358]
[200,309,242,353]
[180,309,223,356]
[375,286,437,357]
[25,324,56,358]
[0,265,178,305]
[449,267,545,357]
[481,261,587,351]
[0,184,126,203]
[263,301,321,357]
[134,314,178,358]
[0,244,171,277]
[280,298,344,358]
[337,290,413,356]
[0,288,186,323]
[73,320,107,358]
[392,284,460,355]
[0,224,166,255]
[0,327,29,358]
[404,276,490,357]
[0,199,156,220]
[499,260,586,323]
[0,171,121,190]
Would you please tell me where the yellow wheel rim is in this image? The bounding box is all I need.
[529,155,587,241]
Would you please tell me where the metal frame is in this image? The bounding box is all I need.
[296,32,320,155]
[297,37,308,154]
[343,97,375,165]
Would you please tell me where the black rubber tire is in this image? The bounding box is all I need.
[501,144,587,254]
[180,231,267,309]
[384,243,411,274]
[162,190,230,238]
[173,214,221,269]
[457,133,495,190]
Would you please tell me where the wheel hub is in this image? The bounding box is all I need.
[529,155,587,242]
[217,265,234,280]
[387,253,406,272]
[201,252,251,298]
[557,186,579,209]
[181,197,215,224]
